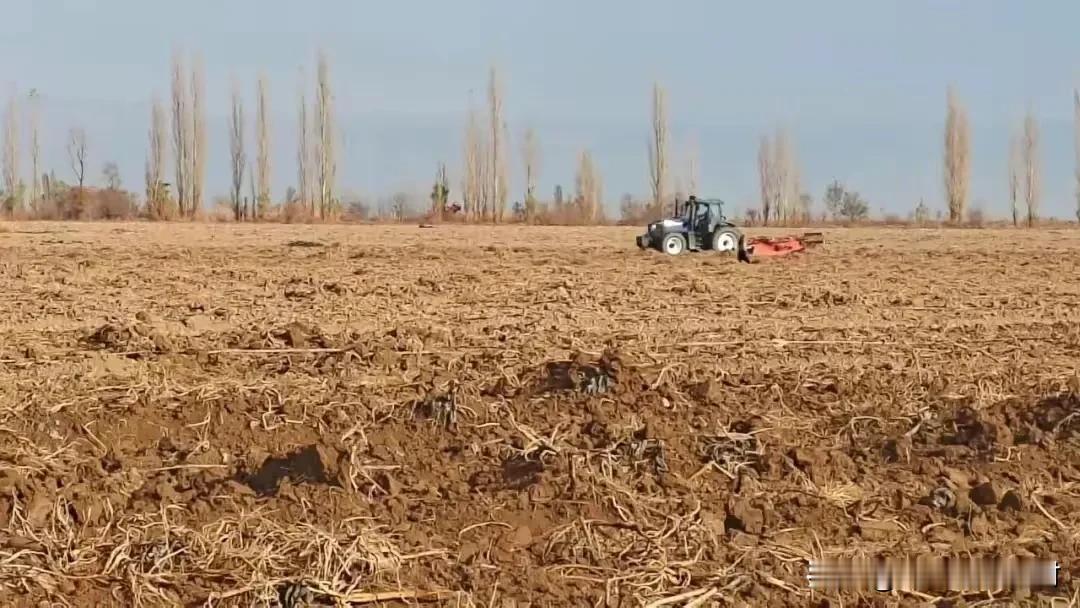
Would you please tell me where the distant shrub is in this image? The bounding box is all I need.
[966,206,986,228]
[913,199,931,225]
[744,208,761,226]
[839,194,868,222]
[618,194,650,225]
[280,201,311,224]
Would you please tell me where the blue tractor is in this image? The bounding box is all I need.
[636,196,751,262]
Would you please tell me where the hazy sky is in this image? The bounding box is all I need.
[4,0,1079,218]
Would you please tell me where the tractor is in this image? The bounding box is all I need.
[636,196,750,261]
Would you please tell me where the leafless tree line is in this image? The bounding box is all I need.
[575,150,602,223]
[462,102,484,222]
[145,96,168,218]
[461,66,510,223]
[228,80,246,221]
[997,102,1041,228]
[521,127,539,222]
[944,86,970,223]
[2,92,18,214]
[256,74,271,219]
[644,83,703,222]
[5,66,1080,227]
[169,50,205,218]
[756,128,804,225]
[67,127,86,198]
[28,91,40,212]
[223,73,272,222]
[315,51,337,219]
[648,82,668,220]
[3,85,132,219]
[739,88,1057,227]
[945,89,1050,227]
[291,53,337,220]
[1019,110,1040,227]
[150,52,333,222]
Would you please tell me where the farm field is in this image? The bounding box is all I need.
[0,221,1078,607]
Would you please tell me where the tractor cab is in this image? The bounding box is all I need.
[678,196,726,249]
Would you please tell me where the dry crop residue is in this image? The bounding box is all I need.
[0,222,1078,607]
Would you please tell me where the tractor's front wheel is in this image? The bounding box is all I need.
[661,234,686,256]
[712,229,740,253]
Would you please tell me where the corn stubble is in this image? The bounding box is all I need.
[0,224,1078,606]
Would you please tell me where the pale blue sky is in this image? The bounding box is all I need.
[3,0,1079,217]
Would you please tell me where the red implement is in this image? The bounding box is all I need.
[745,232,823,257]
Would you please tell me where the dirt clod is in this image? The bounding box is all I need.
[969,481,998,506]
[25,493,54,528]
[502,456,544,490]
[999,490,1023,511]
[725,500,765,535]
[240,445,336,496]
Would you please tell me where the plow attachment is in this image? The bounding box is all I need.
[741,232,823,260]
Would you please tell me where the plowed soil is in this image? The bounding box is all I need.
[0,222,1078,607]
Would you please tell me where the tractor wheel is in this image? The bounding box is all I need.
[661,234,686,256]
[712,229,740,253]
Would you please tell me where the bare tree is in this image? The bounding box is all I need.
[685,135,699,196]
[190,54,206,217]
[648,82,668,218]
[1021,109,1040,227]
[779,129,803,223]
[391,191,409,221]
[297,72,313,217]
[67,127,87,188]
[672,173,685,212]
[462,103,484,222]
[757,135,773,224]
[789,150,804,223]
[772,128,792,222]
[170,51,190,217]
[1075,90,1080,222]
[1008,134,1021,227]
[487,66,506,223]
[498,121,510,222]
[757,128,801,225]
[103,161,121,190]
[256,73,271,220]
[477,112,491,221]
[146,96,169,219]
[67,127,87,217]
[798,192,812,223]
[248,159,256,221]
[522,127,539,223]
[944,86,971,223]
[575,149,602,224]
[1,92,18,214]
[28,89,40,211]
[315,50,337,219]
[431,162,449,221]
[228,80,246,221]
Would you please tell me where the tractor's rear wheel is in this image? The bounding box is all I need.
[712,229,740,253]
[661,234,686,256]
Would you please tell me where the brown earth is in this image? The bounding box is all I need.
[0,222,1078,607]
